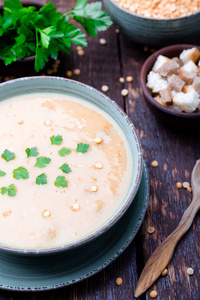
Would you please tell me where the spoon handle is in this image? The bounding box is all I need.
[135,194,200,298]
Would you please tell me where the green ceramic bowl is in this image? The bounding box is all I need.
[0,76,143,255]
[103,0,200,46]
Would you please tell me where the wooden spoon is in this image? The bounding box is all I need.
[135,160,200,298]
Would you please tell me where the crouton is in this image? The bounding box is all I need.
[156,60,180,77]
[146,71,168,93]
[154,96,167,107]
[152,55,170,72]
[179,47,200,64]
[159,88,173,105]
[171,90,177,98]
[182,85,194,93]
[168,74,185,92]
[178,69,196,85]
[170,104,183,113]
[181,60,199,74]
[172,57,183,67]
[193,76,200,94]
[173,89,200,113]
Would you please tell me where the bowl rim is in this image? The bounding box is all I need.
[105,0,200,21]
[0,76,143,254]
[140,44,200,118]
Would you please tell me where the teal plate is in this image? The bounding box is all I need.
[0,162,149,291]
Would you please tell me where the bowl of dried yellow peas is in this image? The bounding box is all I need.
[103,0,200,46]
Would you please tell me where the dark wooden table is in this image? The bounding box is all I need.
[0,0,200,299]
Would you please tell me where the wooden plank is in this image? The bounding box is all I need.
[119,34,200,299]
[0,1,139,299]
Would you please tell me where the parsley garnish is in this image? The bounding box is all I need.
[13,167,29,180]
[0,170,6,177]
[25,147,39,157]
[0,0,112,71]
[34,156,51,168]
[1,184,17,197]
[76,143,89,153]
[1,149,15,162]
[58,147,71,157]
[60,163,72,174]
[36,173,47,185]
[50,135,63,145]
[54,176,68,187]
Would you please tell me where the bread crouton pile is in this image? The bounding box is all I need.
[146,47,200,113]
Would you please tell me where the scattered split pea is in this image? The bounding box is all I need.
[116,277,123,286]
[150,290,157,298]
[147,226,155,234]
[187,267,194,275]
[176,182,182,189]
[121,89,129,96]
[151,160,158,168]
[162,269,168,276]
[101,85,109,92]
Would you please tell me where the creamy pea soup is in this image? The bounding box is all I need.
[0,93,133,249]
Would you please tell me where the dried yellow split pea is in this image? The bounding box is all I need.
[183,182,190,189]
[147,226,155,234]
[42,210,51,218]
[101,85,109,92]
[119,77,125,83]
[126,76,133,82]
[150,290,157,298]
[18,120,24,125]
[66,70,72,77]
[176,182,182,189]
[116,277,123,286]
[94,137,103,144]
[187,267,194,275]
[95,162,103,169]
[99,38,107,45]
[74,69,81,75]
[151,160,158,168]
[121,89,129,96]
[71,203,80,212]
[78,49,85,56]
[91,185,98,192]
[162,269,168,276]
[3,210,12,217]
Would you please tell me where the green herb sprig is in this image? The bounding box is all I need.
[0,0,112,71]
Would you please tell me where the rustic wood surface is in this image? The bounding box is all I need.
[0,0,200,299]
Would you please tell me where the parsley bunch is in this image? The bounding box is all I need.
[0,0,112,71]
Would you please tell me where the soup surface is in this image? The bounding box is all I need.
[0,93,133,249]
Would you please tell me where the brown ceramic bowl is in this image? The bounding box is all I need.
[140,44,200,131]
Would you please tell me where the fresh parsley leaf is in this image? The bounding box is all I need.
[50,135,63,145]
[76,143,89,153]
[58,147,71,157]
[1,149,15,162]
[35,45,49,72]
[71,1,112,37]
[59,163,72,174]
[25,147,39,157]
[0,170,6,177]
[34,156,51,168]
[0,0,111,71]
[13,166,29,180]
[1,184,17,197]
[36,173,47,185]
[54,176,68,187]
